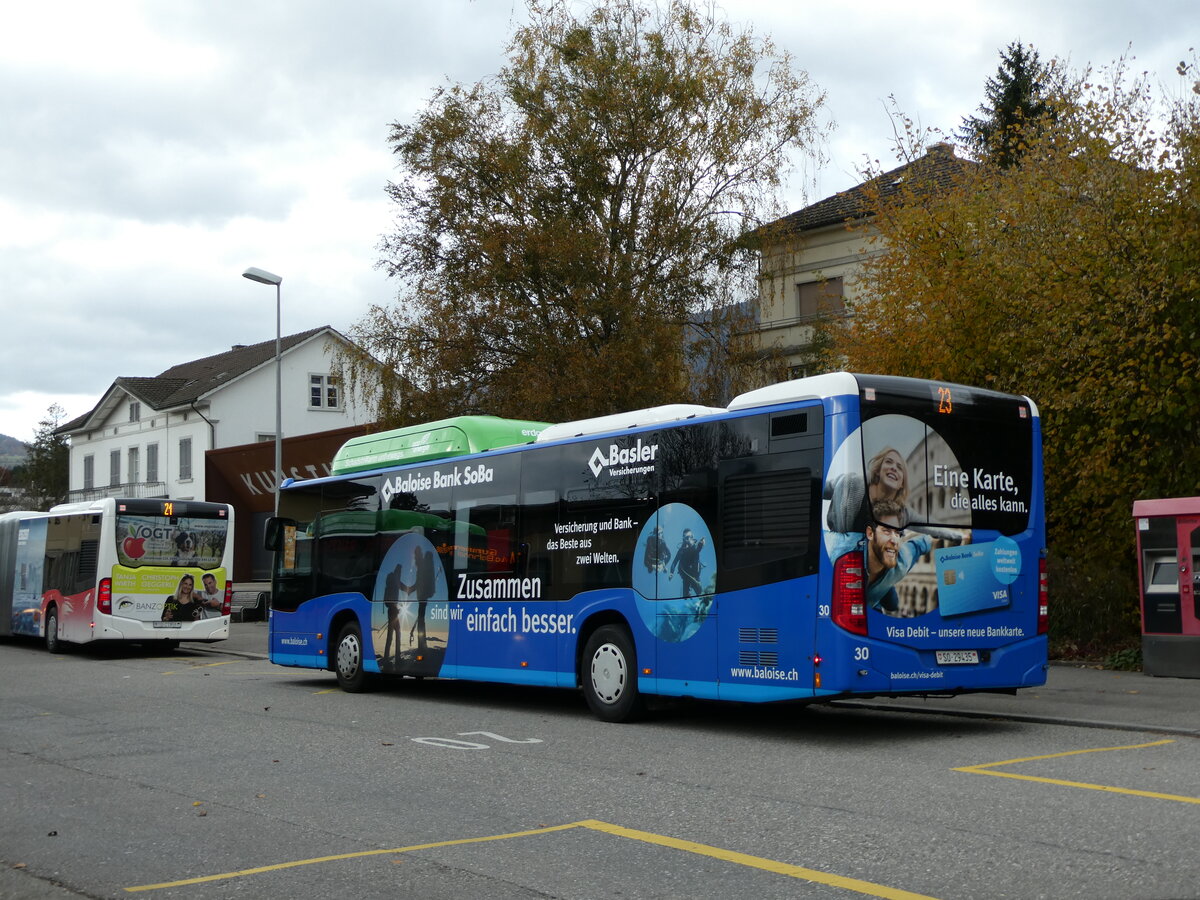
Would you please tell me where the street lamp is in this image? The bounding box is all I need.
[242,266,283,516]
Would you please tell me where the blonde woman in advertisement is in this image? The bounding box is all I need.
[161,574,203,622]
[827,446,909,534]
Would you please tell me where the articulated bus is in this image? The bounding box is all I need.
[0,498,234,652]
[265,373,1047,721]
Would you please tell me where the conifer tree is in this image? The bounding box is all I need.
[21,404,69,510]
[958,42,1057,167]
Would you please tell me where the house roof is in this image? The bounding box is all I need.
[762,142,975,236]
[57,326,341,435]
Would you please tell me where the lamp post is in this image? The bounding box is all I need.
[242,267,283,516]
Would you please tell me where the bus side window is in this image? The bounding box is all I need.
[519,445,563,599]
[451,452,521,577]
[315,531,376,597]
[520,488,557,590]
[718,451,822,592]
[454,496,519,575]
[658,423,719,527]
[74,540,99,595]
[314,482,382,599]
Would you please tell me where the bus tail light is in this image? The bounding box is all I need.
[98,578,112,615]
[223,582,233,616]
[1037,558,1048,634]
[832,552,867,636]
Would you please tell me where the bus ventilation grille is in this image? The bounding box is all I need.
[739,650,780,667]
[738,627,779,644]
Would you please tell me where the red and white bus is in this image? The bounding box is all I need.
[0,498,234,651]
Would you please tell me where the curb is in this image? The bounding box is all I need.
[832,699,1200,738]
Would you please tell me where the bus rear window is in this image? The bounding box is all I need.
[831,376,1035,536]
[115,514,229,568]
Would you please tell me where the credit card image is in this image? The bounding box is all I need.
[934,542,1010,617]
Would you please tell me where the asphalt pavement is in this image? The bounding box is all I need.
[205,620,1200,738]
[4,622,1197,898]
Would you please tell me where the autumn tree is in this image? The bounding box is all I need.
[835,57,1200,653]
[346,0,827,425]
[957,41,1059,167]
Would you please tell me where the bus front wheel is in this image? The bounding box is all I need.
[334,621,369,693]
[582,625,644,723]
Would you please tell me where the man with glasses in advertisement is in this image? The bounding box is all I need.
[864,499,932,613]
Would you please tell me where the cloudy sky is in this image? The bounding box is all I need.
[1,0,1191,442]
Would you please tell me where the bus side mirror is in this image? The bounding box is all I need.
[264,517,295,552]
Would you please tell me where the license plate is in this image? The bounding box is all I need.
[936,649,979,665]
[152,622,182,629]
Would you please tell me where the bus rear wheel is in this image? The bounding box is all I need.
[582,625,644,723]
[44,607,61,654]
[334,621,369,692]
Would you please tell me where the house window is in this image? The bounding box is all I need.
[129,401,141,423]
[797,277,845,319]
[309,374,341,409]
[146,443,159,483]
[179,437,192,480]
[109,450,121,487]
[83,455,94,491]
[128,447,140,484]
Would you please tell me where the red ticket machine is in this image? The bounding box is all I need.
[1133,497,1200,677]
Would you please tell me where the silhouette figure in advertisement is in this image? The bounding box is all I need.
[407,546,437,651]
[669,528,707,598]
[642,525,670,574]
[382,563,404,667]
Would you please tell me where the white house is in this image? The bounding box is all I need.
[56,326,378,587]
[57,326,373,503]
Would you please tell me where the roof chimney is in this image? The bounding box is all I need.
[928,141,955,156]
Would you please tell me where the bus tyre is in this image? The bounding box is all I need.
[334,621,369,693]
[44,607,61,654]
[582,625,644,723]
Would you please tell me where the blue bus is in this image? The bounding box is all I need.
[265,373,1047,721]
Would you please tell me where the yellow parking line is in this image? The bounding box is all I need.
[125,819,939,898]
[954,739,1200,804]
[576,820,938,899]
[125,823,580,891]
